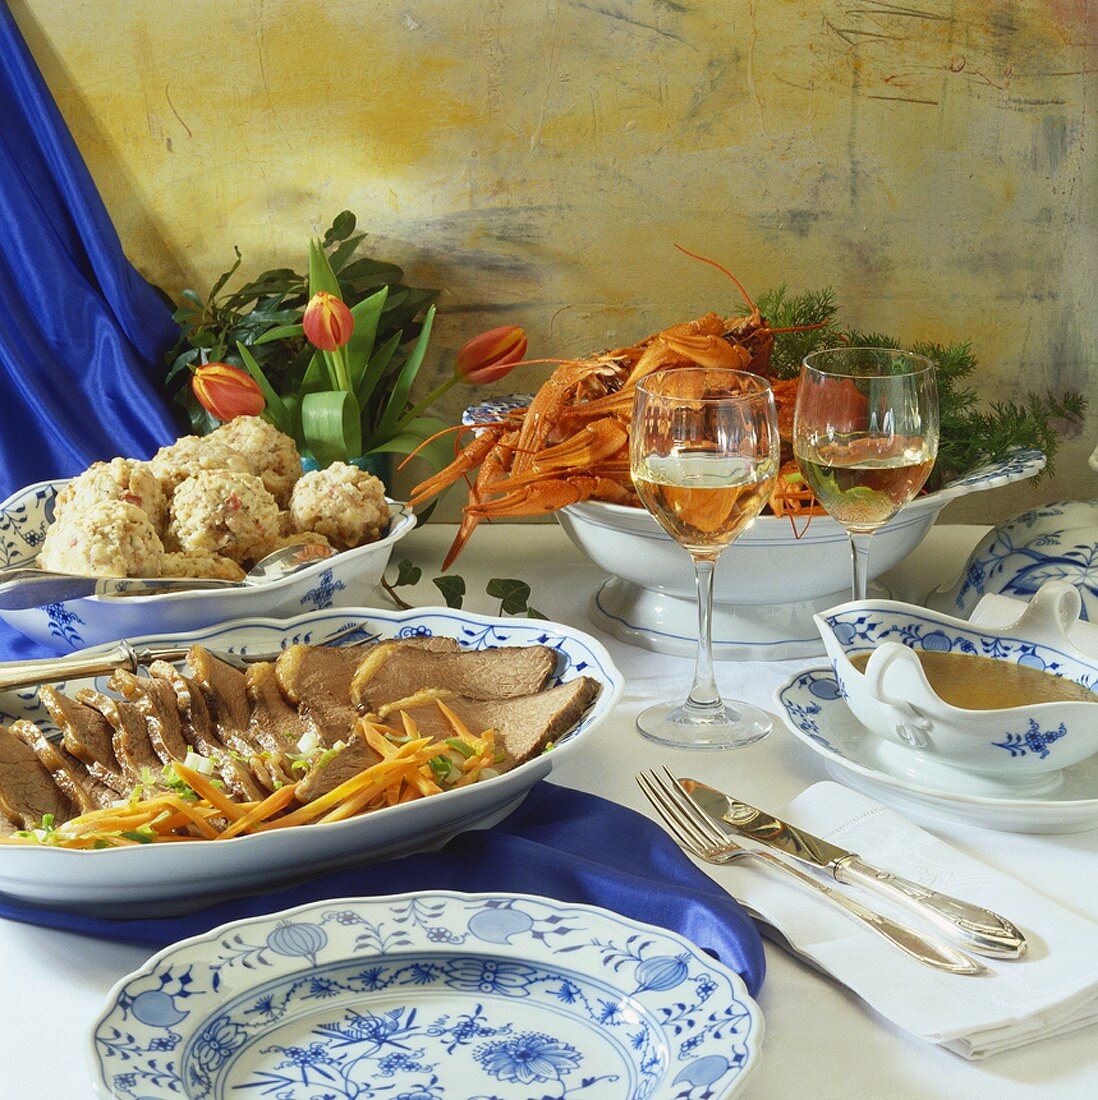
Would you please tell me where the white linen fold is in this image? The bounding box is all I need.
[702,781,1098,1059]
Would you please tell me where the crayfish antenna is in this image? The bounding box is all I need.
[673,243,760,322]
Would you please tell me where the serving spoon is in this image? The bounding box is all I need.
[0,542,335,611]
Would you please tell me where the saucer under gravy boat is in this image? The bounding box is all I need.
[814,582,1098,797]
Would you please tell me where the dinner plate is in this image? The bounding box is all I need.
[90,892,763,1100]
[0,608,623,916]
[774,667,1098,834]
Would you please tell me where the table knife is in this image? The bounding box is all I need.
[683,778,1027,959]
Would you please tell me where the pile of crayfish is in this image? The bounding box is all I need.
[409,251,824,568]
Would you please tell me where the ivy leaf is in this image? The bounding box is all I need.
[433,575,466,609]
[486,578,531,615]
[322,210,356,246]
[526,607,548,620]
[394,559,422,587]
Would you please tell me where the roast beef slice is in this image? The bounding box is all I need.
[377,676,601,768]
[8,719,117,813]
[39,686,127,794]
[0,726,74,828]
[350,644,558,711]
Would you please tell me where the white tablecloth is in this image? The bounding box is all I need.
[2,522,1096,1099]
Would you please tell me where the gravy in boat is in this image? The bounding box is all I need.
[849,649,1098,711]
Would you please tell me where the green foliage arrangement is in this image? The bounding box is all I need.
[756,287,1087,490]
[161,212,448,470]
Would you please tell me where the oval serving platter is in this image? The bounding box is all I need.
[90,892,763,1100]
[0,608,623,916]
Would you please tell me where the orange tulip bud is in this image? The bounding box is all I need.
[192,363,266,421]
[455,325,528,385]
[303,291,355,351]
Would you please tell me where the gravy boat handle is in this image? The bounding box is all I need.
[863,642,934,750]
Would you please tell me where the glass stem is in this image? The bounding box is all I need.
[686,556,721,711]
[849,531,875,601]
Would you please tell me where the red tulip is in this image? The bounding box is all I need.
[303,291,355,351]
[455,325,528,385]
[192,363,265,421]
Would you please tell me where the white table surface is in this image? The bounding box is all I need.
[2,521,1097,1099]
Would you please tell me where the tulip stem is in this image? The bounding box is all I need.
[395,374,461,432]
[331,346,353,394]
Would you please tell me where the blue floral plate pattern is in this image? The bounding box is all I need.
[90,891,763,1100]
[0,608,623,917]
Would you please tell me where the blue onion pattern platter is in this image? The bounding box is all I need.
[0,608,622,917]
[774,668,1098,834]
[90,892,762,1100]
[0,478,416,651]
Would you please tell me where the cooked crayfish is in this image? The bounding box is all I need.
[410,252,823,567]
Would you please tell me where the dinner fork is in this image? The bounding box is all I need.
[636,768,988,977]
[0,622,378,693]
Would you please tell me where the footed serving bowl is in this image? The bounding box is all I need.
[815,582,1098,795]
[0,478,415,651]
[557,450,1046,660]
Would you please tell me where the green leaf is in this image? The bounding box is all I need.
[236,342,292,434]
[254,322,305,345]
[207,247,243,303]
[486,578,531,615]
[340,257,404,285]
[364,415,450,472]
[433,575,465,609]
[164,346,201,386]
[322,210,356,246]
[394,558,422,587]
[299,351,329,397]
[526,607,548,620]
[345,286,389,391]
[279,392,301,440]
[378,304,436,433]
[308,237,342,298]
[301,390,362,466]
[357,330,401,410]
[328,232,366,274]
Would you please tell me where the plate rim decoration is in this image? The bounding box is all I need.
[89,890,764,1100]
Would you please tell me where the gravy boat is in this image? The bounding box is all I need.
[814,582,1098,796]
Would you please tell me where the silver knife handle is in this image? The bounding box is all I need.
[833,855,1027,959]
[748,850,987,976]
[0,641,138,694]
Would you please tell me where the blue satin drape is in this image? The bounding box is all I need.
[0,781,767,994]
[0,3,177,506]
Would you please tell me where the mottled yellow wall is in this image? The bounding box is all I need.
[10,0,1095,519]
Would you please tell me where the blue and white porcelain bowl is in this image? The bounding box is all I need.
[815,582,1098,795]
[0,478,416,651]
[0,605,623,916]
[90,892,763,1100]
[930,498,1098,620]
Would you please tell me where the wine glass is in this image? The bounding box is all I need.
[793,347,939,602]
[630,367,780,749]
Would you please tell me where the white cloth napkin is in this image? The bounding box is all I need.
[709,781,1098,1059]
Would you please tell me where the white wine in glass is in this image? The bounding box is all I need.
[631,368,780,749]
[794,348,939,600]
